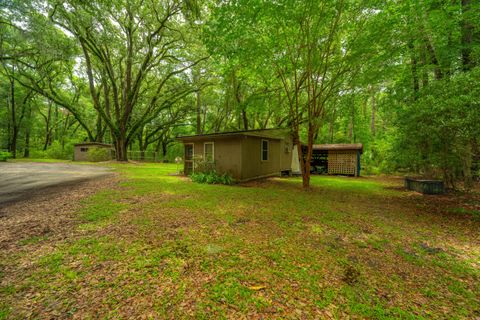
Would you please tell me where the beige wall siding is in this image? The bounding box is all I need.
[279,138,294,171]
[74,146,89,161]
[191,138,243,180]
[241,137,283,180]
[182,135,293,181]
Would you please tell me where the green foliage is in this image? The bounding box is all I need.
[86,148,112,162]
[45,141,74,160]
[0,151,12,162]
[190,156,233,185]
[193,156,216,173]
[190,171,233,185]
[1,0,479,182]
[391,68,480,183]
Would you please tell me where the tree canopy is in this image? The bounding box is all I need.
[1,0,479,187]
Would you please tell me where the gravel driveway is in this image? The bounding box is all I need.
[0,162,113,204]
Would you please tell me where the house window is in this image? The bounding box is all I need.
[185,144,194,161]
[184,144,194,175]
[261,140,269,161]
[204,142,214,162]
[80,147,89,152]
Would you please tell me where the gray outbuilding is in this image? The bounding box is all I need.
[73,142,113,161]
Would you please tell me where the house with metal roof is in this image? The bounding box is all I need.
[177,129,295,181]
[177,128,363,181]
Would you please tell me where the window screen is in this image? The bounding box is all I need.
[204,142,214,161]
[261,140,269,161]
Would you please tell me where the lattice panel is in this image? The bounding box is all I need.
[328,151,357,175]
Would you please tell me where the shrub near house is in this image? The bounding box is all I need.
[190,156,233,185]
[86,148,112,162]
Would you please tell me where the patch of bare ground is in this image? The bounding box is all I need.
[0,175,119,251]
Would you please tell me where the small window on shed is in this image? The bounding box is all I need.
[80,147,89,152]
[261,140,269,161]
[204,142,214,162]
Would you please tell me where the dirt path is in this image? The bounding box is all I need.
[0,175,118,251]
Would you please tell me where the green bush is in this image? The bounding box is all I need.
[29,149,47,159]
[45,141,74,160]
[190,171,233,185]
[0,151,12,162]
[193,156,216,173]
[189,156,233,185]
[86,147,112,162]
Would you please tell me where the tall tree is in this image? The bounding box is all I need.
[44,0,206,160]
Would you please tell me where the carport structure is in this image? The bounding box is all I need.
[303,143,363,176]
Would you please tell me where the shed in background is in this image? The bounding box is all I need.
[73,142,113,161]
[302,143,363,176]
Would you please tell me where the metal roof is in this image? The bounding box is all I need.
[74,142,113,148]
[311,143,363,152]
[177,128,290,141]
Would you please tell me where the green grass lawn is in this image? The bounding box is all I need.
[1,163,479,319]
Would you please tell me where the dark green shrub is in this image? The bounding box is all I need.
[86,148,112,162]
[190,156,233,185]
[190,171,233,185]
[0,151,12,162]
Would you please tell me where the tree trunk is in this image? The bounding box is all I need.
[463,141,474,190]
[196,88,202,134]
[409,42,419,100]
[115,132,128,161]
[9,78,17,158]
[420,44,429,88]
[371,88,376,136]
[302,126,315,188]
[241,109,249,130]
[424,37,443,80]
[139,138,147,161]
[293,125,313,189]
[461,0,474,71]
[43,102,52,151]
[96,114,104,142]
[24,106,32,158]
[162,141,168,160]
[349,112,355,143]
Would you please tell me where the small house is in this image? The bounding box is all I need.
[177,129,294,182]
[304,144,363,176]
[73,142,113,161]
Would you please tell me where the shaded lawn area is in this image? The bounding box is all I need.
[1,163,479,319]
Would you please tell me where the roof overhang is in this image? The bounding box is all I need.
[74,142,113,148]
[306,143,363,153]
[177,128,289,142]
